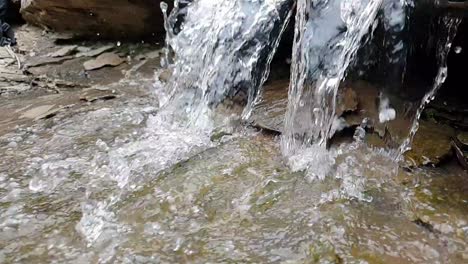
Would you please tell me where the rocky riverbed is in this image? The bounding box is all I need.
[0,23,467,263]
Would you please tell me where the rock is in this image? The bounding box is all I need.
[452,140,468,170]
[47,45,78,58]
[456,132,468,150]
[248,80,374,134]
[343,81,414,146]
[83,52,125,71]
[20,0,168,39]
[79,88,116,102]
[26,55,75,68]
[75,45,114,58]
[404,121,455,167]
[336,86,358,116]
[248,80,289,133]
[158,69,172,83]
[0,47,11,59]
[19,104,55,119]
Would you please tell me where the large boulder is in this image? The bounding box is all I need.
[20,0,167,39]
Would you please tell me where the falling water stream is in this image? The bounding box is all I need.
[0,0,467,263]
[161,0,293,124]
[280,0,385,180]
[399,15,462,156]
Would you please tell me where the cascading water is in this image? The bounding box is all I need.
[1,0,468,262]
[161,0,294,125]
[282,0,383,153]
[70,0,296,254]
[280,0,384,178]
[399,15,462,157]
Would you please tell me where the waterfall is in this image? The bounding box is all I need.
[399,15,461,156]
[161,0,293,126]
[160,0,461,171]
[281,0,383,156]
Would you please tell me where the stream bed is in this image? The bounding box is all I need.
[0,88,467,263]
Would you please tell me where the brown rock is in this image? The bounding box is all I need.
[20,0,168,39]
[79,88,117,102]
[337,86,358,116]
[83,52,125,71]
[75,45,114,58]
[248,80,289,133]
[404,121,455,167]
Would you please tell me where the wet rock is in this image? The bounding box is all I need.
[158,69,172,83]
[83,52,125,71]
[404,121,455,167]
[248,80,289,133]
[456,132,468,149]
[452,136,468,170]
[343,81,415,146]
[248,80,380,134]
[20,0,167,39]
[19,104,56,119]
[337,86,358,116]
[79,88,117,102]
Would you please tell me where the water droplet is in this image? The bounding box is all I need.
[160,2,168,13]
[455,46,462,54]
[117,41,121,47]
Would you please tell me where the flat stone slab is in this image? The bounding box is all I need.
[83,52,125,71]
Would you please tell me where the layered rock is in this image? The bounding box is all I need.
[20,0,167,39]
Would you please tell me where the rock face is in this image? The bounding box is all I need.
[20,0,167,39]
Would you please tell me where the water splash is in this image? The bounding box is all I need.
[399,15,461,156]
[162,0,293,124]
[281,0,383,157]
[280,0,383,180]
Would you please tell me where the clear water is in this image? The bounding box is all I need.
[162,0,293,122]
[1,92,467,262]
[280,0,384,178]
[0,1,467,263]
[399,15,462,156]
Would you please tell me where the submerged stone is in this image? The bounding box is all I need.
[405,121,455,167]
